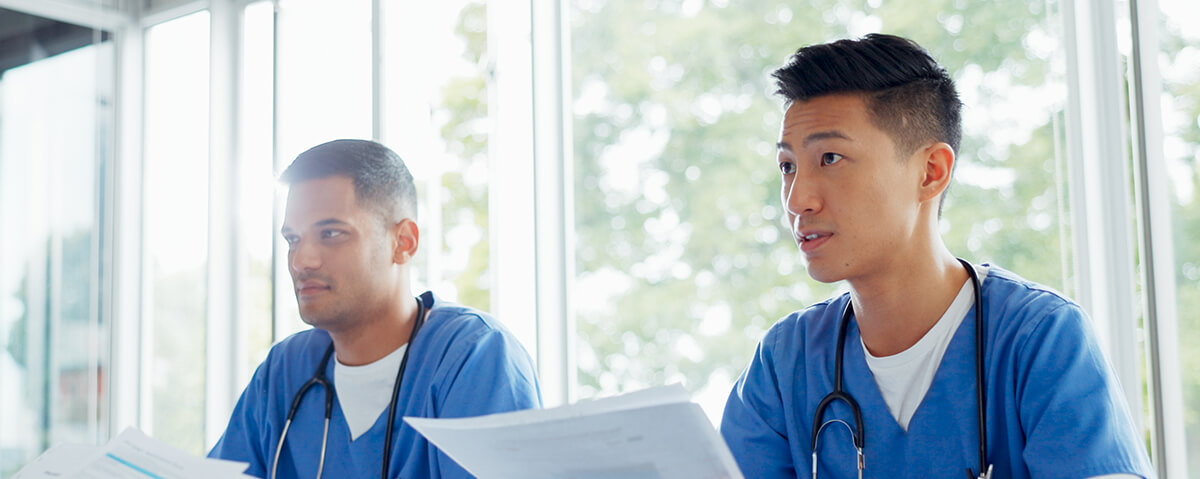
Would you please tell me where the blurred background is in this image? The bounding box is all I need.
[0,0,1196,477]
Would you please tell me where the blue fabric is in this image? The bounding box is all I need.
[720,265,1154,479]
[209,294,542,479]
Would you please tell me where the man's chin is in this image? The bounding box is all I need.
[802,261,845,284]
[297,307,337,328]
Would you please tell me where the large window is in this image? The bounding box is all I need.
[568,0,1072,422]
[4,0,1197,475]
[143,10,211,455]
[271,0,374,338]
[382,0,491,310]
[0,8,113,473]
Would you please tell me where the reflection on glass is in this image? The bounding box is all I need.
[0,9,111,474]
[1157,0,1200,472]
[144,11,210,455]
[383,0,490,308]
[569,0,1071,423]
[273,0,372,339]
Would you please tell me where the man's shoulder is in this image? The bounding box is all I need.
[760,294,848,352]
[260,328,329,364]
[981,264,1083,319]
[424,300,510,339]
[419,298,530,361]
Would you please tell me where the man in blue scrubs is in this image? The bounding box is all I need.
[720,35,1153,478]
[210,140,541,478]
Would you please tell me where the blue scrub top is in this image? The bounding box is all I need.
[209,293,542,479]
[720,265,1154,479]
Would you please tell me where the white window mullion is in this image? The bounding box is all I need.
[487,0,538,375]
[1127,0,1185,475]
[205,0,243,451]
[1061,0,1144,435]
[110,13,144,438]
[530,0,574,408]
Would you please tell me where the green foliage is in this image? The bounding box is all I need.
[567,0,1075,399]
[451,2,1198,468]
[437,0,491,311]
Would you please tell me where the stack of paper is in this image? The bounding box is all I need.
[406,384,744,479]
[15,428,253,478]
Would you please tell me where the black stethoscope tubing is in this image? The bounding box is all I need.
[810,259,988,478]
[272,292,430,479]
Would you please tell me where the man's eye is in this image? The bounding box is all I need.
[283,235,299,247]
[322,230,344,239]
[820,152,844,166]
[779,161,796,175]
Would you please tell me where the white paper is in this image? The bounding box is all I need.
[405,384,744,479]
[13,428,254,479]
[12,444,103,478]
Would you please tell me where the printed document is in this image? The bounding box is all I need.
[406,384,744,479]
[14,428,252,478]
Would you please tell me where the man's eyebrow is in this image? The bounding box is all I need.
[776,131,853,153]
[280,218,350,235]
[314,218,349,227]
[802,130,852,147]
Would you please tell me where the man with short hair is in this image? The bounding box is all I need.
[210,139,541,479]
[719,34,1152,478]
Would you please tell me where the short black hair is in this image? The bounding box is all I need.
[280,139,417,224]
[772,33,963,157]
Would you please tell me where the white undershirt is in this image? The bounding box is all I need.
[859,266,1138,479]
[862,266,985,431]
[334,343,407,440]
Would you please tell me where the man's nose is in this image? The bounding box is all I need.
[289,238,321,274]
[783,175,820,217]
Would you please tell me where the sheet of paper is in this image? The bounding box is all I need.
[406,385,743,479]
[13,428,254,479]
[12,444,103,478]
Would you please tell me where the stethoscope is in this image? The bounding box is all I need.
[810,259,992,479]
[270,292,432,479]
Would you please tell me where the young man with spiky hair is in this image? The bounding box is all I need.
[210,139,541,479]
[720,35,1151,478]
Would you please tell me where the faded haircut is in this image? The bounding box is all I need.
[280,139,417,224]
[773,33,963,158]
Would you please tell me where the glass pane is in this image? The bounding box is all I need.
[569,0,1071,423]
[273,0,372,339]
[1156,0,1200,472]
[144,11,210,455]
[241,1,276,375]
[0,8,111,473]
[382,0,490,308]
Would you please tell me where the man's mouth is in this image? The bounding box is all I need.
[796,231,832,252]
[798,232,830,242]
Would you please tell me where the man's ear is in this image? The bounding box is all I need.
[917,142,955,204]
[392,218,420,265]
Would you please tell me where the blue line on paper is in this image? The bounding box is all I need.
[105,453,167,479]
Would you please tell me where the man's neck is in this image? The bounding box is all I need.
[847,246,968,357]
[329,293,419,366]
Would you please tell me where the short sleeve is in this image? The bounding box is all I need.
[208,361,271,479]
[428,326,543,478]
[1015,303,1152,478]
[720,327,796,479]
